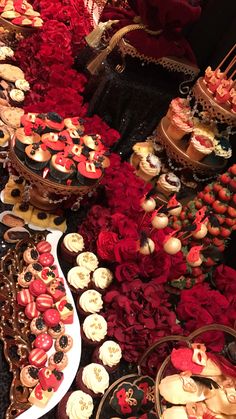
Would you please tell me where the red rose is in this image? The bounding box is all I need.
[114,238,138,263]
[111,213,139,239]
[115,262,140,282]
[138,251,171,283]
[97,231,119,261]
[214,264,236,299]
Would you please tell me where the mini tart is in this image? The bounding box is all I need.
[49,351,68,371]
[50,153,75,181]
[25,143,51,170]
[76,252,99,272]
[48,321,65,339]
[17,270,34,287]
[76,364,109,397]
[23,247,39,264]
[20,365,39,387]
[15,127,41,152]
[77,161,103,186]
[45,112,64,131]
[26,262,43,278]
[0,126,10,146]
[55,334,73,353]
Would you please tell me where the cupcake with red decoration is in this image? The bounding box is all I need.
[166,97,189,120]
[186,134,214,161]
[50,153,75,181]
[77,161,103,186]
[45,112,64,131]
[215,84,231,104]
[41,132,65,154]
[92,340,122,373]
[25,143,51,170]
[15,127,41,156]
[82,134,103,151]
[64,117,85,133]
[57,390,94,419]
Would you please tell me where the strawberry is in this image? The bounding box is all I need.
[198,191,204,200]
[220,172,231,185]
[217,244,225,252]
[227,206,236,218]
[212,200,227,214]
[220,226,231,238]
[229,178,236,192]
[195,199,203,209]
[204,183,213,192]
[224,217,236,227]
[180,211,186,221]
[172,220,182,230]
[215,214,225,225]
[213,182,222,193]
[230,194,236,208]
[212,237,224,247]
[218,188,231,202]
[203,192,215,205]
[229,164,236,176]
[204,257,217,267]
[207,223,220,236]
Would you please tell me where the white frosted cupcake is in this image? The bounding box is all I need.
[67,266,91,294]
[92,267,113,293]
[76,252,99,272]
[136,154,161,181]
[156,173,181,197]
[15,79,30,92]
[76,363,109,398]
[92,340,122,372]
[61,233,84,264]
[9,89,25,106]
[81,313,107,346]
[77,289,103,317]
[57,390,94,419]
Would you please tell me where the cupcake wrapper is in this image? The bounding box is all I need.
[25,155,49,171]
[75,368,102,398]
[186,142,206,162]
[77,172,98,186]
[166,123,187,141]
[50,163,72,181]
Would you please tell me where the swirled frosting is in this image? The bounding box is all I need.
[190,135,214,155]
[15,79,30,91]
[82,363,109,394]
[139,154,161,176]
[79,290,103,313]
[66,390,93,419]
[63,233,84,253]
[76,252,98,272]
[10,89,25,102]
[92,267,113,289]
[98,340,122,367]
[172,115,193,132]
[82,314,107,342]
[158,173,181,192]
[67,266,91,290]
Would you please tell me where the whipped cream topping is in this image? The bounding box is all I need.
[77,252,99,272]
[82,314,107,342]
[158,173,181,192]
[67,266,91,290]
[98,340,122,367]
[15,79,30,91]
[66,390,93,419]
[63,233,84,253]
[79,290,103,313]
[10,89,25,102]
[172,115,193,131]
[92,267,113,289]
[82,363,109,394]
[190,135,214,155]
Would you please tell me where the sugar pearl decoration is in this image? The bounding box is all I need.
[163,237,182,255]
[140,197,156,212]
[192,223,208,239]
[139,238,155,255]
[151,213,169,229]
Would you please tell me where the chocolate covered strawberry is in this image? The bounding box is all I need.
[213,182,222,193]
[220,172,231,185]
[203,192,215,205]
[218,188,231,202]
[229,178,236,192]
[229,164,236,176]
[227,206,236,218]
[212,200,227,214]
[220,226,231,238]
[195,198,203,209]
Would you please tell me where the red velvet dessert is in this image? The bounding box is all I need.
[45,112,65,131]
[77,161,103,186]
[50,153,75,181]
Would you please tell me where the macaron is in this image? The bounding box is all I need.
[36,294,53,312]
[29,279,47,297]
[43,308,60,327]
[36,240,52,254]
[17,289,34,306]
[25,301,40,320]
[34,333,53,351]
[38,252,54,267]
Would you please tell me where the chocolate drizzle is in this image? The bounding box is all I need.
[59,335,68,348]
[53,351,64,363]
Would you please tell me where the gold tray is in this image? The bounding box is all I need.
[193,77,236,127]
[157,117,227,175]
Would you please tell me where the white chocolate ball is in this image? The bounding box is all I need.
[192,223,208,239]
[139,238,155,255]
[187,257,203,267]
[151,213,169,229]
[168,204,182,216]
[140,198,156,212]
[163,237,182,255]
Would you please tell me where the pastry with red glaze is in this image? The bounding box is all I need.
[29,279,47,297]
[25,301,40,319]
[28,383,53,408]
[20,365,39,387]
[38,252,54,267]
[55,297,74,324]
[48,351,68,371]
[36,294,54,312]
[48,321,65,339]
[43,308,60,327]
[30,317,48,335]
[55,334,73,353]
[34,332,53,351]
[39,368,64,391]
[29,348,47,368]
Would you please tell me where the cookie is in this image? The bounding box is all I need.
[1,212,24,227]
[134,376,155,412]
[110,382,144,417]
[0,64,24,81]
[1,106,24,128]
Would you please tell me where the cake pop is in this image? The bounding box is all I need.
[151,211,169,229]
[163,232,182,255]
[140,196,156,212]
[167,195,182,216]
[192,222,208,239]
[139,236,155,255]
[186,246,203,267]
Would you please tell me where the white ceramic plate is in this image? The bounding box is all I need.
[17,230,81,419]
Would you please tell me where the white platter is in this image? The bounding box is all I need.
[17,230,81,419]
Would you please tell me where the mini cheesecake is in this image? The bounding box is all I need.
[77,161,102,186]
[50,153,75,181]
[25,143,51,170]
[15,127,41,155]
